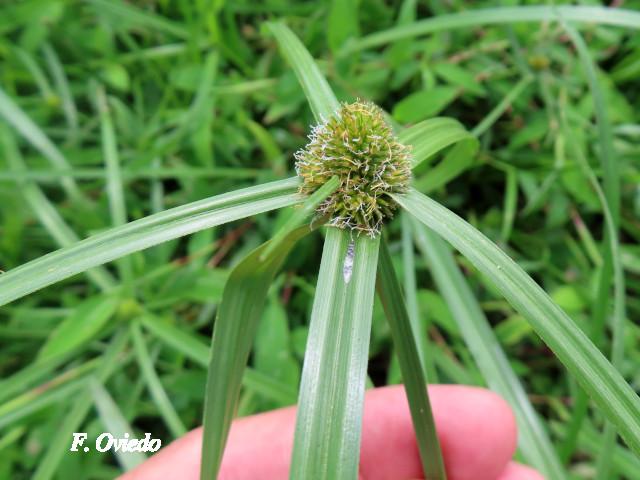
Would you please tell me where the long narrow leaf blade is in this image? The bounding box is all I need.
[260,175,339,260]
[290,229,379,479]
[200,225,316,480]
[131,323,187,438]
[0,126,115,291]
[268,22,339,122]
[33,331,129,480]
[139,315,297,405]
[0,178,301,306]
[398,117,476,169]
[412,221,565,479]
[0,86,84,202]
[395,189,640,454]
[344,6,640,54]
[376,237,446,480]
[90,380,146,470]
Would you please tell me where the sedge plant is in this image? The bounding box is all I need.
[1,15,640,480]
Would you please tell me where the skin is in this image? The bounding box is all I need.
[121,385,545,480]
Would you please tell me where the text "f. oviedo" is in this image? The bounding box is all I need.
[70,433,161,453]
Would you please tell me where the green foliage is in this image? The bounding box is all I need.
[1,2,639,480]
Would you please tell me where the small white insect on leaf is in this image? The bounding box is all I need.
[343,240,355,284]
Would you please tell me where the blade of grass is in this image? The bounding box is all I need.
[564,119,626,478]
[90,379,146,470]
[399,117,479,193]
[0,353,75,404]
[395,189,640,454]
[500,166,518,243]
[42,43,78,139]
[411,220,566,479]
[260,175,339,260]
[290,229,379,480]
[88,0,189,38]
[96,84,133,284]
[0,86,84,202]
[131,322,187,438]
[563,24,619,223]
[0,166,260,182]
[398,117,476,169]
[0,379,87,430]
[0,177,301,306]
[97,85,128,229]
[563,23,625,476]
[200,224,317,480]
[552,420,640,478]
[33,331,129,480]
[0,426,25,452]
[139,315,297,405]
[37,295,120,361]
[14,47,54,101]
[0,360,99,428]
[401,213,436,380]
[154,52,218,157]
[0,126,116,291]
[471,75,533,137]
[343,6,640,54]
[267,22,339,121]
[376,237,446,480]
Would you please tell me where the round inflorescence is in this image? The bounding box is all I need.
[295,101,412,236]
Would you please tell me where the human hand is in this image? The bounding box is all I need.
[121,385,544,480]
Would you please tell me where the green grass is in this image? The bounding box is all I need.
[1,2,639,479]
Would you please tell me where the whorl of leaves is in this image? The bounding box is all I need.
[295,101,412,236]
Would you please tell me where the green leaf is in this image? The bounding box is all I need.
[563,23,625,477]
[327,0,360,53]
[412,222,566,479]
[96,84,133,283]
[33,332,129,480]
[253,298,299,392]
[398,117,475,169]
[400,213,436,380]
[0,126,115,291]
[0,378,88,431]
[412,139,477,193]
[90,379,146,470]
[140,316,297,405]
[393,87,458,124]
[471,75,533,137]
[0,354,74,404]
[0,86,84,202]
[433,63,486,96]
[42,43,78,138]
[399,116,479,192]
[395,188,640,455]
[131,323,187,438]
[290,229,379,480]
[343,6,640,54]
[376,237,446,480]
[38,296,120,361]
[200,224,316,480]
[267,22,339,122]
[87,0,188,38]
[564,122,626,478]
[0,177,301,307]
[260,175,338,261]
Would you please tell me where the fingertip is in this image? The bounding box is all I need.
[497,461,546,480]
[359,385,518,480]
[430,385,517,480]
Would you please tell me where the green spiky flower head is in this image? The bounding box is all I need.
[295,100,412,236]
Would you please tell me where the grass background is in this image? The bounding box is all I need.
[0,0,639,478]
